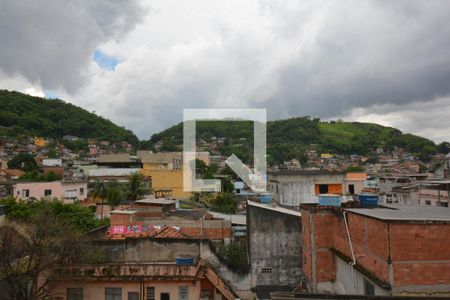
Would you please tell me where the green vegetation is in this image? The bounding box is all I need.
[143,117,445,165]
[211,193,238,214]
[19,170,62,181]
[0,90,138,145]
[0,196,107,232]
[218,242,249,274]
[7,153,38,171]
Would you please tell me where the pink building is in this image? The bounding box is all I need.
[12,181,88,202]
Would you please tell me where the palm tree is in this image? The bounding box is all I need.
[128,172,151,201]
[106,181,122,210]
[90,178,107,219]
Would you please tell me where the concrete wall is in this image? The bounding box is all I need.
[247,203,304,287]
[335,255,389,296]
[97,239,200,263]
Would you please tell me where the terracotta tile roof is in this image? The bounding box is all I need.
[105,225,191,240]
[3,169,25,177]
[153,226,188,239]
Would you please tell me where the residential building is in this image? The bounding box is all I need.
[12,180,88,202]
[346,173,367,195]
[50,227,237,300]
[268,170,347,206]
[138,151,190,199]
[42,158,62,167]
[301,204,450,296]
[418,180,450,207]
[34,137,46,147]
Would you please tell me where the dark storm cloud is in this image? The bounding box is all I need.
[0,0,147,92]
[253,0,450,120]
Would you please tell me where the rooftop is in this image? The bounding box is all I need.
[269,169,345,176]
[137,151,182,164]
[134,198,177,205]
[97,153,133,163]
[208,211,246,225]
[346,204,450,222]
[248,200,301,217]
[110,210,137,215]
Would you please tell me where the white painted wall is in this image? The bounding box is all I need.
[334,256,390,296]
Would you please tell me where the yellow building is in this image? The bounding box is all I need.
[138,151,191,199]
[34,137,46,147]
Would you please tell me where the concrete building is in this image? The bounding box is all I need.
[268,170,347,206]
[418,180,450,207]
[42,158,62,167]
[301,204,450,296]
[12,180,88,202]
[247,200,305,295]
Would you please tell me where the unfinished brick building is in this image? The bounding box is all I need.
[301,204,450,296]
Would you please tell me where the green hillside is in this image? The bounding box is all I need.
[142,117,447,164]
[0,90,139,145]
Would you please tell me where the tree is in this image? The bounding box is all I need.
[7,153,38,171]
[0,209,94,300]
[105,181,123,210]
[211,193,238,214]
[90,178,107,220]
[127,172,150,201]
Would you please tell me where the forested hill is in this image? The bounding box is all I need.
[142,117,449,164]
[0,90,139,145]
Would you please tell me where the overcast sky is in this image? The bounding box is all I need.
[1,0,449,142]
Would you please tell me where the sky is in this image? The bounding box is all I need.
[0,0,450,142]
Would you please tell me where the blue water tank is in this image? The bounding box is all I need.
[259,193,273,203]
[176,256,194,265]
[358,193,379,208]
[318,194,342,207]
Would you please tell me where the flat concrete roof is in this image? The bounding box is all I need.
[346,204,450,222]
[208,211,246,225]
[110,210,137,215]
[248,200,301,217]
[134,198,177,205]
[269,170,345,176]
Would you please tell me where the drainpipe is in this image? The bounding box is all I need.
[343,211,357,294]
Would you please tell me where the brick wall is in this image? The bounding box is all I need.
[301,206,450,293]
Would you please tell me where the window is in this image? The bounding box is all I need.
[22,189,30,197]
[363,278,375,295]
[161,293,170,300]
[261,268,272,274]
[67,288,83,300]
[44,189,52,196]
[80,187,84,195]
[179,286,188,300]
[128,292,139,300]
[348,184,355,195]
[318,184,328,194]
[146,287,155,300]
[105,288,122,300]
[425,200,432,206]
